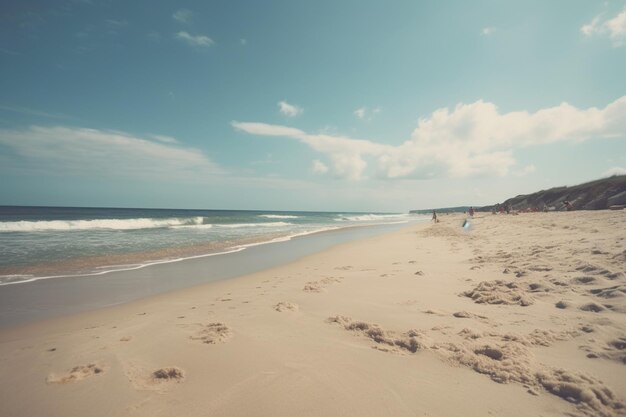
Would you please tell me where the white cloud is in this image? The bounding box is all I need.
[581,7,626,46]
[581,16,600,36]
[603,166,626,177]
[354,106,381,121]
[175,31,214,47]
[173,9,193,24]
[607,8,626,44]
[0,126,220,180]
[233,121,389,180]
[233,96,626,181]
[278,101,303,117]
[151,134,179,144]
[312,159,329,174]
[481,27,496,36]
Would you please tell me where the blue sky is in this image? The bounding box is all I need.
[1,0,625,212]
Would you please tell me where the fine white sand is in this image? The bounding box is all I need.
[0,210,624,417]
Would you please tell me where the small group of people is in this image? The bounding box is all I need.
[492,203,512,214]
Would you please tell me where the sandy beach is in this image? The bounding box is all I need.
[0,210,624,417]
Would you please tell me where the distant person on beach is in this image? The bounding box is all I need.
[468,207,475,217]
[432,210,438,223]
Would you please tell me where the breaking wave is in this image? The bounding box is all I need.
[0,217,206,232]
[334,214,409,222]
[258,214,301,219]
[214,222,292,228]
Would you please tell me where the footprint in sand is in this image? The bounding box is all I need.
[151,367,185,383]
[327,315,430,354]
[462,280,533,306]
[303,283,324,292]
[189,322,233,344]
[273,302,298,312]
[579,337,626,364]
[303,276,343,293]
[47,363,105,384]
[124,365,185,390]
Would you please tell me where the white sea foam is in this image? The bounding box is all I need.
[258,214,301,219]
[0,274,35,284]
[214,222,292,228]
[0,217,205,232]
[335,214,409,222]
[170,224,214,230]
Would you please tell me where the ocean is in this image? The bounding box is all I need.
[0,206,419,285]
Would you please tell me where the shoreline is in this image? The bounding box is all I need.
[1,211,624,417]
[0,217,418,285]
[0,220,419,329]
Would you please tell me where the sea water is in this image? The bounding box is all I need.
[0,206,417,284]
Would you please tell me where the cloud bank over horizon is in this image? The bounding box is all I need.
[233,96,626,181]
[0,126,221,180]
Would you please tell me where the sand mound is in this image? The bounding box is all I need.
[47,363,105,384]
[580,303,606,313]
[462,280,533,306]
[572,276,598,285]
[527,282,553,293]
[536,369,624,417]
[453,341,535,385]
[444,328,623,416]
[452,311,487,319]
[327,316,428,353]
[190,322,233,344]
[273,301,298,312]
[590,285,626,299]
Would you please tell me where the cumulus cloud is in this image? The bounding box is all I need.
[0,126,220,179]
[581,7,626,47]
[173,9,193,24]
[175,31,214,47]
[233,96,626,181]
[278,101,303,117]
